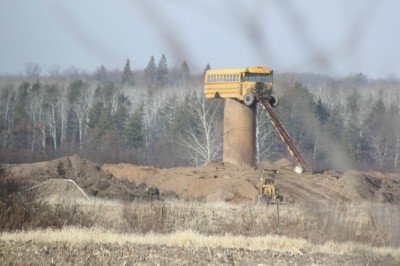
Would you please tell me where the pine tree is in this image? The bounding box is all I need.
[157,54,169,87]
[180,60,190,85]
[144,56,157,89]
[122,59,135,86]
[125,104,144,148]
[314,98,329,126]
[343,89,363,163]
[113,94,130,133]
[325,107,344,140]
[13,82,31,149]
[203,63,211,76]
[95,65,107,83]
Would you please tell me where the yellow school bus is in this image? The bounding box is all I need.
[204,66,278,107]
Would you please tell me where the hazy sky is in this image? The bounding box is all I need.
[0,0,399,78]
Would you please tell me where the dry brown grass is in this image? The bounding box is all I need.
[115,200,400,247]
[2,227,399,258]
[0,178,95,231]
[2,179,399,250]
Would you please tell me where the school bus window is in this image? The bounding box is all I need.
[243,73,271,82]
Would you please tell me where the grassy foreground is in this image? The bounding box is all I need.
[1,178,400,261]
[1,226,400,258]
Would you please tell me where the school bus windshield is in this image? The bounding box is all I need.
[243,73,272,82]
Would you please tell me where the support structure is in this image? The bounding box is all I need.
[260,99,311,173]
[223,98,256,166]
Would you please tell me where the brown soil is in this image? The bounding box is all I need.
[103,160,400,205]
[103,161,258,203]
[2,155,400,205]
[1,155,147,201]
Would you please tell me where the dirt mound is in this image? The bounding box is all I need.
[32,179,91,202]
[2,155,150,201]
[103,162,258,203]
[104,161,400,205]
[3,156,400,205]
[340,171,400,203]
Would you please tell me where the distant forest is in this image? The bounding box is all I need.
[1,55,400,172]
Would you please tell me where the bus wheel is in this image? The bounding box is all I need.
[244,94,255,106]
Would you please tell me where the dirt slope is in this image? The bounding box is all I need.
[1,155,147,201]
[103,159,400,205]
[103,162,258,203]
[2,155,399,205]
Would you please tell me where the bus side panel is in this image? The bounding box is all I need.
[204,83,241,100]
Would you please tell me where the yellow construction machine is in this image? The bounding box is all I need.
[256,170,283,204]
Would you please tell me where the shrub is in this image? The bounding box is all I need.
[0,178,94,231]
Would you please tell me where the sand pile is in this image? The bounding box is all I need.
[2,155,151,201]
[104,159,400,205]
[102,162,258,203]
[2,156,400,205]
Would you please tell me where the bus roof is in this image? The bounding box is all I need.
[205,66,273,75]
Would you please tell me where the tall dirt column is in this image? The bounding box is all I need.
[223,98,256,166]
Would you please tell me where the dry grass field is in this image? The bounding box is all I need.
[1,194,400,265]
[1,157,400,265]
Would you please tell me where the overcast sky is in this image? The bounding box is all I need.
[0,0,399,78]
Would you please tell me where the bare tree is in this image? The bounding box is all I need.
[59,85,69,148]
[369,133,391,169]
[68,80,92,150]
[25,62,42,81]
[28,82,44,153]
[182,92,221,165]
[0,85,16,149]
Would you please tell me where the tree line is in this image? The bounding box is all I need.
[1,57,400,172]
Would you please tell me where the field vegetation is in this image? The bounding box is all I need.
[1,178,399,250]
